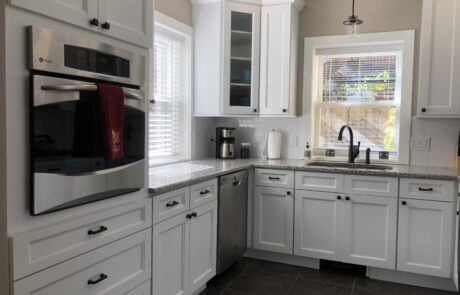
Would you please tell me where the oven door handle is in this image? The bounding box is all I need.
[41,84,144,100]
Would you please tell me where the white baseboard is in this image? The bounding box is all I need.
[244,248,320,269]
[368,267,457,292]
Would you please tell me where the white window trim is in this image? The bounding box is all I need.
[150,11,193,167]
[302,31,415,164]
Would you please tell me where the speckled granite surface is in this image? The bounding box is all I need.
[148,159,460,195]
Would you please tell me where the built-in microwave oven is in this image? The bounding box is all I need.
[29,26,146,215]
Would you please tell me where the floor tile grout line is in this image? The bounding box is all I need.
[350,275,357,295]
[285,274,300,295]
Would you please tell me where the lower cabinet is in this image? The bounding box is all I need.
[294,190,397,269]
[253,186,294,254]
[13,229,152,295]
[397,198,455,278]
[153,200,217,295]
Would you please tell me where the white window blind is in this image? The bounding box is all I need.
[314,53,401,158]
[150,26,189,166]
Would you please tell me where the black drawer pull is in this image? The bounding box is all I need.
[200,189,211,195]
[186,212,197,219]
[418,187,434,192]
[268,177,280,181]
[166,201,179,207]
[88,273,108,285]
[337,196,342,200]
[345,196,350,201]
[101,22,111,30]
[89,18,99,26]
[402,201,407,206]
[88,226,108,235]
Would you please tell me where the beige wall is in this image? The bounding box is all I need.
[0,0,9,293]
[298,0,423,114]
[155,0,193,26]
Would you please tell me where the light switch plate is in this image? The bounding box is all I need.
[410,136,431,151]
[290,135,298,147]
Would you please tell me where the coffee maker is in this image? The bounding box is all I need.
[216,127,236,159]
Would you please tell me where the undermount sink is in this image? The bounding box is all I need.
[306,161,393,171]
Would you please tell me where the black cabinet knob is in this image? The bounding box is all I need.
[402,201,407,206]
[89,18,99,26]
[282,109,287,113]
[253,109,257,113]
[101,22,111,30]
[337,196,342,200]
[421,108,427,113]
[150,99,155,104]
[345,196,350,201]
[287,191,291,195]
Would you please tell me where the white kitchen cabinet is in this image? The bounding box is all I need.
[152,200,217,295]
[259,4,298,116]
[152,212,189,295]
[294,190,341,260]
[223,2,261,115]
[193,0,304,117]
[8,0,153,48]
[418,0,460,117]
[397,198,455,278]
[341,194,397,269]
[188,201,218,294]
[253,186,294,254]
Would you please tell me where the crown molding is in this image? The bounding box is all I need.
[191,0,306,11]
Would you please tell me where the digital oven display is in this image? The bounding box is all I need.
[64,45,130,78]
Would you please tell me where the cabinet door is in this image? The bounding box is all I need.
[259,4,296,116]
[152,213,189,295]
[9,0,98,30]
[98,0,153,48]
[341,195,397,269]
[397,199,455,277]
[418,0,460,117]
[188,200,217,294]
[294,190,342,261]
[253,186,294,254]
[223,2,260,115]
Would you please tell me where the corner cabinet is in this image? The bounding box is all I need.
[417,0,460,117]
[8,0,153,48]
[193,0,304,117]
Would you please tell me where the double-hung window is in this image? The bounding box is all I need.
[305,31,415,163]
[150,12,192,166]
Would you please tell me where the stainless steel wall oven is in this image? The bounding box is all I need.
[29,26,146,215]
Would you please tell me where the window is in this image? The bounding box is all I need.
[150,12,192,166]
[305,31,414,163]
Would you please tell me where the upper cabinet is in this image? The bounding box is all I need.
[418,0,460,117]
[8,0,153,48]
[193,0,304,117]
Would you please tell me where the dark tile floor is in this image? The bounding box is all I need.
[200,258,457,295]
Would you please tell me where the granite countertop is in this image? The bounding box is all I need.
[148,159,460,196]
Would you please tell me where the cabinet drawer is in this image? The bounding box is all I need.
[125,280,150,295]
[400,178,455,202]
[13,229,151,295]
[11,199,152,280]
[295,172,344,192]
[345,175,398,197]
[255,169,294,188]
[190,178,218,209]
[153,187,190,224]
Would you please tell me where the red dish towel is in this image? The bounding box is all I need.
[97,83,125,160]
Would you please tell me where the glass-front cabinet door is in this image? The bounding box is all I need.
[223,2,260,115]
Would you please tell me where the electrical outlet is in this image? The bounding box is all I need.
[290,135,298,147]
[410,136,431,151]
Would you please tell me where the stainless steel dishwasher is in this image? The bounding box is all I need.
[217,169,248,274]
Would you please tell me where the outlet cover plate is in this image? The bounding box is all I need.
[410,136,431,151]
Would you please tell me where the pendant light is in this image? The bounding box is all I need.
[343,0,363,36]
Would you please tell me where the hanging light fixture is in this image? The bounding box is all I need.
[343,0,363,36]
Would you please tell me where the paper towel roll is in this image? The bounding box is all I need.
[268,130,282,159]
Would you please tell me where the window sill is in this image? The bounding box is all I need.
[149,157,191,167]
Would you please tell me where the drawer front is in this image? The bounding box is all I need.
[344,175,398,197]
[255,169,294,188]
[11,199,152,280]
[190,178,218,209]
[295,172,344,192]
[13,229,151,295]
[153,187,190,224]
[400,178,455,202]
[125,280,150,295]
